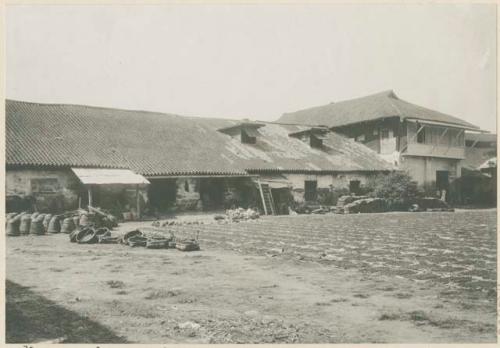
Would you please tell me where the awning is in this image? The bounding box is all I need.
[311,132,329,140]
[71,168,150,185]
[406,118,478,131]
[254,175,290,189]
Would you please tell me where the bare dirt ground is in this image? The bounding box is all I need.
[6,209,497,343]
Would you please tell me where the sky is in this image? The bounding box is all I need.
[6,3,497,132]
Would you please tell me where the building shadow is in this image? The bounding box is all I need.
[6,280,128,343]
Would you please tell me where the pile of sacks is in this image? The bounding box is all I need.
[6,208,118,237]
[219,208,260,222]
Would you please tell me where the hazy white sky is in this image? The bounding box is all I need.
[6,4,497,131]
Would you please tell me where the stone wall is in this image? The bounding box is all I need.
[6,168,149,215]
[6,168,80,213]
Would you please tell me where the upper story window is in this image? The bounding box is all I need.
[289,127,329,149]
[310,134,325,148]
[241,128,258,144]
[217,122,265,144]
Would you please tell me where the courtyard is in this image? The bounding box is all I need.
[6,209,497,343]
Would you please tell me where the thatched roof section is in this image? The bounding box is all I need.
[279,90,479,130]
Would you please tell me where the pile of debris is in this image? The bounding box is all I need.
[334,195,387,214]
[409,197,454,212]
[214,208,260,223]
[6,206,118,237]
[226,208,260,222]
[336,195,369,208]
[335,195,368,214]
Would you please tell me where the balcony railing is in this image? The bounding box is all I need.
[404,142,465,159]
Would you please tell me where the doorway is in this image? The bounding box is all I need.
[349,180,361,194]
[304,180,318,201]
[148,178,177,211]
[199,178,225,210]
[436,171,449,191]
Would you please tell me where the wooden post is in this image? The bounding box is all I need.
[455,129,465,146]
[136,184,141,220]
[88,186,93,207]
[470,139,479,149]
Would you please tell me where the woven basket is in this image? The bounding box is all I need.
[98,235,120,244]
[128,235,147,247]
[176,239,200,252]
[76,227,98,244]
[146,238,169,249]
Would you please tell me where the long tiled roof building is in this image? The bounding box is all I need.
[6,99,391,216]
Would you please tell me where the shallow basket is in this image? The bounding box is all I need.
[146,238,169,249]
[176,239,200,252]
[98,235,120,244]
[128,235,147,247]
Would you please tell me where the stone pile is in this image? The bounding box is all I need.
[335,195,369,214]
[343,198,387,214]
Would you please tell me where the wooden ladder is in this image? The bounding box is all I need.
[258,181,276,215]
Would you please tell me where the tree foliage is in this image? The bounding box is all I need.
[366,172,419,210]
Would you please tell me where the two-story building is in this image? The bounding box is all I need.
[279,90,481,191]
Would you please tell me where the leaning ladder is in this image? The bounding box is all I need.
[257,180,276,215]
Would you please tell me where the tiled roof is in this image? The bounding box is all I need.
[279,90,479,130]
[6,100,392,175]
[196,118,393,172]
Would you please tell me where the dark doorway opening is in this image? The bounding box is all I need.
[199,178,225,210]
[271,187,293,215]
[148,178,177,211]
[436,171,449,191]
[304,180,318,201]
[349,180,361,194]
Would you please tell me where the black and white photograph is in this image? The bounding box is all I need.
[3,2,498,344]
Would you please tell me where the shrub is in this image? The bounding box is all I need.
[448,172,496,207]
[366,172,419,210]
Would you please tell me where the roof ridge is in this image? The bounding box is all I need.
[385,94,403,118]
[6,99,186,118]
[7,99,268,124]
